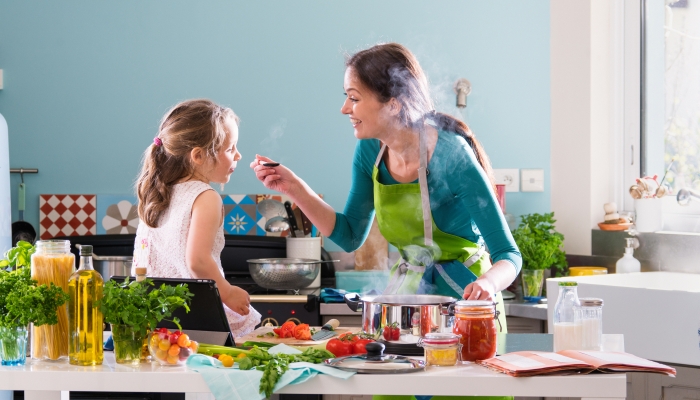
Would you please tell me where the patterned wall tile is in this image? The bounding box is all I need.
[39,195,96,239]
[221,194,261,235]
[96,195,138,234]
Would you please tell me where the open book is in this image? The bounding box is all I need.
[477,350,676,377]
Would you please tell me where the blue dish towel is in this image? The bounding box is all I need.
[186,354,355,400]
[320,288,348,303]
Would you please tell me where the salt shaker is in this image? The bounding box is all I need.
[575,298,604,351]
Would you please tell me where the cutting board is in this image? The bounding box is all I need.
[236,326,361,346]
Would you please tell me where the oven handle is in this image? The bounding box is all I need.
[250,295,310,303]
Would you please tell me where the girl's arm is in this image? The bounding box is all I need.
[186,189,250,316]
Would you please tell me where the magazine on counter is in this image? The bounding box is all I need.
[476,350,677,377]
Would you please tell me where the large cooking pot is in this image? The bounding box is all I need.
[93,255,132,279]
[345,293,457,338]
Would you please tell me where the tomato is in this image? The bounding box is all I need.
[293,323,312,340]
[382,323,400,341]
[353,339,374,354]
[326,338,353,357]
[169,331,181,344]
[338,332,360,342]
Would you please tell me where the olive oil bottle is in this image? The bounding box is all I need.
[68,245,104,365]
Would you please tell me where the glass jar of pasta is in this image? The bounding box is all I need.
[31,240,75,361]
[452,300,499,362]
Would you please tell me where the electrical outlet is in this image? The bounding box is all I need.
[521,169,544,192]
[493,169,520,192]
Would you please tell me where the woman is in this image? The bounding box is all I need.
[251,43,520,400]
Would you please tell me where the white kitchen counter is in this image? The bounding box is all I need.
[0,352,626,399]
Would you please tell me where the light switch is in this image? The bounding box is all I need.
[521,169,544,192]
[493,169,520,192]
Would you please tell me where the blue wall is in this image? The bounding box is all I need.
[0,0,550,251]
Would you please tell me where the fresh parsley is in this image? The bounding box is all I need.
[98,277,193,338]
[0,241,36,270]
[512,212,567,276]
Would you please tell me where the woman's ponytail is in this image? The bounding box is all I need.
[430,111,496,191]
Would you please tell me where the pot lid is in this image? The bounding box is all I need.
[324,342,425,374]
[358,294,457,306]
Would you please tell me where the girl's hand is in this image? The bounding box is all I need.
[463,278,497,301]
[249,155,297,195]
[222,285,251,316]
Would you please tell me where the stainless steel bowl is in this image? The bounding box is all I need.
[247,258,334,290]
[93,255,132,279]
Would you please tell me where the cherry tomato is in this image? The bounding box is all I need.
[391,326,400,340]
[353,339,374,354]
[326,338,352,357]
[382,323,400,341]
[169,331,182,344]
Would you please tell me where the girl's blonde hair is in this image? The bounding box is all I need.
[136,99,239,228]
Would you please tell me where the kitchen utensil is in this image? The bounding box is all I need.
[262,162,280,167]
[264,216,290,233]
[247,258,338,290]
[283,201,302,237]
[298,208,313,236]
[257,199,286,219]
[655,185,668,198]
[75,244,132,279]
[677,188,700,206]
[629,185,643,200]
[658,157,677,187]
[293,207,305,237]
[324,342,426,374]
[344,293,458,338]
[311,319,340,341]
[11,181,37,245]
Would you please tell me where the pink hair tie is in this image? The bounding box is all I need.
[154,137,162,146]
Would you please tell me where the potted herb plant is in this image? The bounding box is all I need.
[512,212,567,299]
[99,278,192,365]
[0,242,69,365]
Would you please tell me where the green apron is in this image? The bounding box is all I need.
[371,128,510,400]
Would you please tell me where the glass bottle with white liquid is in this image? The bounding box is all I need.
[574,298,604,351]
[553,281,580,352]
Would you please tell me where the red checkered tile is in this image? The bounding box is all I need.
[39,195,96,239]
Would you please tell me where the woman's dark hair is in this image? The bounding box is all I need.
[136,99,238,228]
[346,43,495,188]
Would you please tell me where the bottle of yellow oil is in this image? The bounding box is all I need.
[68,244,104,366]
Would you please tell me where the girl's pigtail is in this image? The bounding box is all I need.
[136,143,174,228]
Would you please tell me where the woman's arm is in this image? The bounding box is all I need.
[463,260,517,300]
[186,189,250,315]
[250,140,377,252]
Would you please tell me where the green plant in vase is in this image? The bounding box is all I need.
[0,242,69,365]
[98,277,193,365]
[512,212,567,299]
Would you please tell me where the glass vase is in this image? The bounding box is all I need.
[521,269,545,299]
[0,326,28,366]
[111,324,145,365]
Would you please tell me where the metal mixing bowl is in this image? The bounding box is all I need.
[247,258,323,290]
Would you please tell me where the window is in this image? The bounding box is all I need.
[640,0,700,231]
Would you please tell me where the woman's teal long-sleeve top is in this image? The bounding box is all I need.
[328,129,522,274]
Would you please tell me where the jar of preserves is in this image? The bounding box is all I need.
[574,298,604,351]
[452,300,498,362]
[418,332,461,367]
[31,240,75,361]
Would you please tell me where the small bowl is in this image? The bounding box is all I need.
[148,329,199,366]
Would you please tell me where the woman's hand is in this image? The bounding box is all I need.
[463,277,497,301]
[249,155,298,195]
[221,285,251,316]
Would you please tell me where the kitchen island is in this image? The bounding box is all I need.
[0,352,626,400]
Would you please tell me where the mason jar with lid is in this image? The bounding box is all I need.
[451,300,499,362]
[31,240,75,361]
[418,332,461,366]
[575,298,604,351]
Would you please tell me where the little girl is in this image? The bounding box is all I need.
[133,99,261,336]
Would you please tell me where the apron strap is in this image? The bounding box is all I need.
[433,246,486,296]
[418,126,433,247]
[374,144,387,167]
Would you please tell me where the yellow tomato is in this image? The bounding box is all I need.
[156,349,168,360]
[158,339,171,351]
[177,333,191,348]
[166,354,179,365]
[219,354,234,368]
[236,353,247,360]
[168,344,180,357]
[188,340,199,353]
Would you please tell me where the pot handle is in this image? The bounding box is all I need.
[442,302,456,316]
[344,292,363,312]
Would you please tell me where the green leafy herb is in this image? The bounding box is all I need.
[0,246,69,330]
[98,277,193,338]
[0,241,36,270]
[256,332,276,338]
[513,212,567,277]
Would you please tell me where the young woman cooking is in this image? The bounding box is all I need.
[250,43,520,400]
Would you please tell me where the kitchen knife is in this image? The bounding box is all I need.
[293,207,305,237]
[283,201,303,238]
[311,318,340,341]
[298,208,313,236]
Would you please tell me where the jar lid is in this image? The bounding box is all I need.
[135,267,147,275]
[454,300,493,307]
[579,297,603,306]
[558,281,578,286]
[421,332,460,345]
